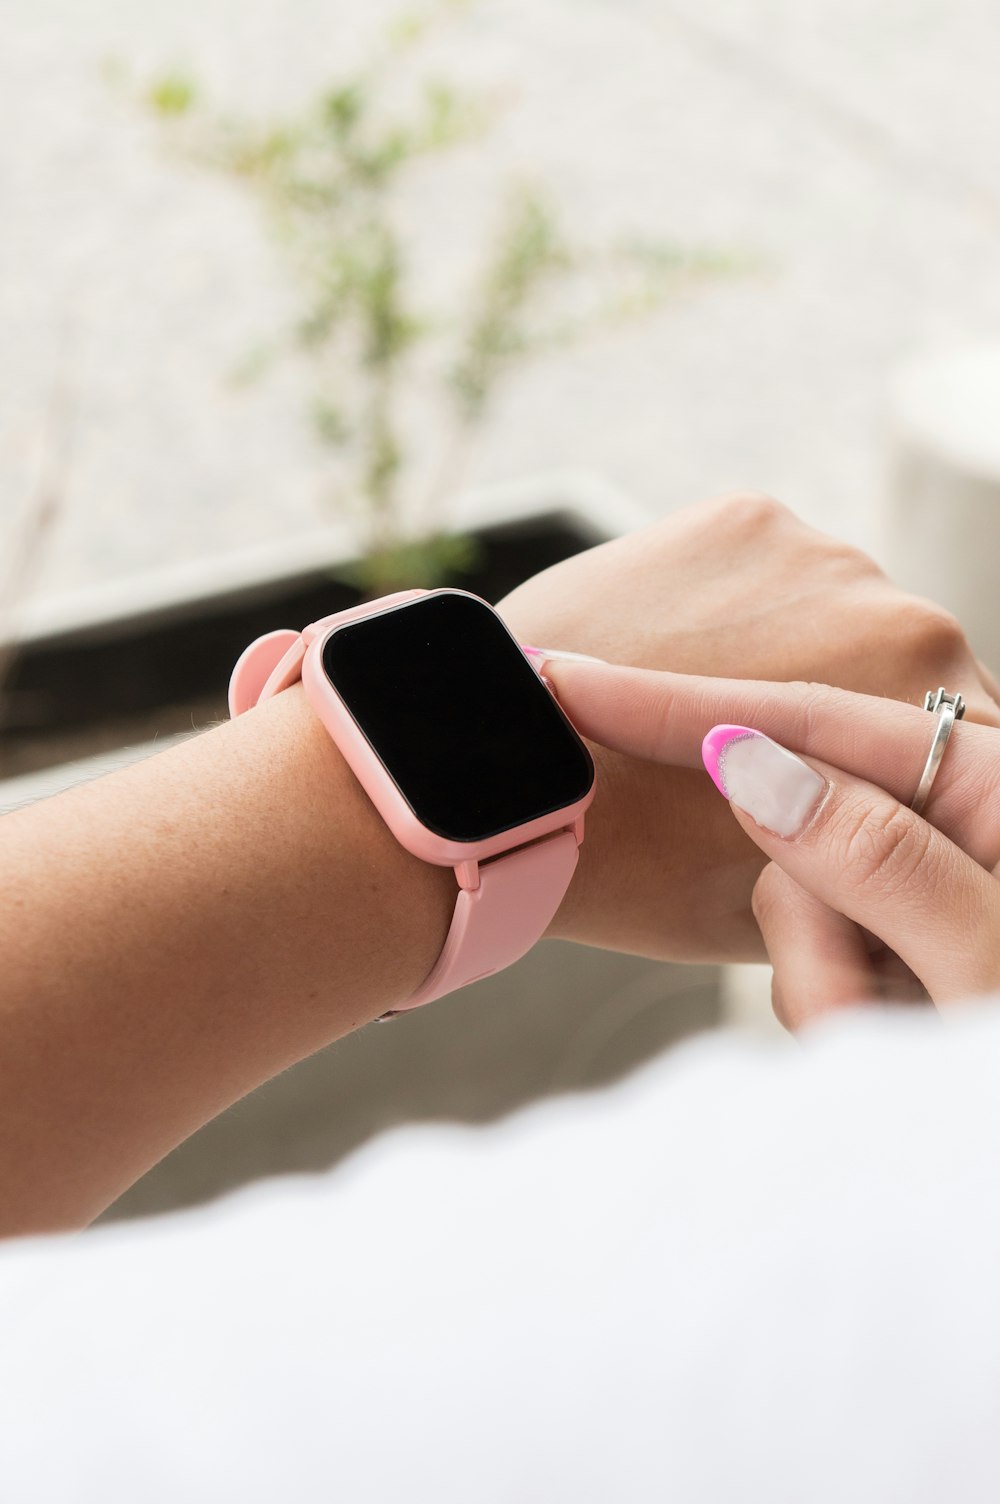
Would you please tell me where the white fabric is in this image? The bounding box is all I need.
[3,1003,1000,1502]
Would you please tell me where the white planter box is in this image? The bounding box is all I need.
[9,469,655,647]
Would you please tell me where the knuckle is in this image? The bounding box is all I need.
[895,596,968,663]
[713,490,790,533]
[784,678,831,726]
[634,678,676,756]
[750,863,782,931]
[831,799,933,900]
[967,697,1000,731]
[827,539,885,582]
[770,974,793,1032]
[753,867,802,1033]
[780,679,852,751]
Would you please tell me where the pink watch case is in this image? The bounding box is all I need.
[229,589,595,1014]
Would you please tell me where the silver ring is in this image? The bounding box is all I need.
[910,687,966,816]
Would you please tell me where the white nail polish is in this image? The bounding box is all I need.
[719,732,826,838]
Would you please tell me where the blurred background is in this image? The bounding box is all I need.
[3,0,1000,1219]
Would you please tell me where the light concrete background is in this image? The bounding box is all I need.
[5,0,1000,593]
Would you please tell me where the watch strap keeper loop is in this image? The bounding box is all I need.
[379,829,579,1018]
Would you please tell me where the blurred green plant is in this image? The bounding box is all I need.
[146,6,745,595]
[147,72,197,118]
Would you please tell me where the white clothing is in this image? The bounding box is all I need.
[3,1003,1000,1502]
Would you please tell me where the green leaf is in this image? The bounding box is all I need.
[450,189,569,420]
[312,399,352,445]
[322,83,366,138]
[347,530,483,596]
[148,72,196,117]
[386,11,430,47]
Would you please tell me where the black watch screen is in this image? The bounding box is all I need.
[321,592,595,843]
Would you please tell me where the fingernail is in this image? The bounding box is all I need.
[701,725,826,838]
[522,645,606,665]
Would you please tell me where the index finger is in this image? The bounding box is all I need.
[547,658,1000,864]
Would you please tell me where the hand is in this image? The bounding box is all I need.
[540,656,1000,1024]
[497,493,1000,961]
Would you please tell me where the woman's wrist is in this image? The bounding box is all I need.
[0,684,455,1232]
[546,735,762,962]
[248,684,458,1017]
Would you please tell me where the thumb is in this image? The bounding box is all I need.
[702,724,1000,1006]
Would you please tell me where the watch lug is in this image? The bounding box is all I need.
[456,859,481,891]
[572,813,586,843]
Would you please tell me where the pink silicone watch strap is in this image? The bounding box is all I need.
[228,592,423,719]
[383,830,579,1016]
[228,597,583,1016]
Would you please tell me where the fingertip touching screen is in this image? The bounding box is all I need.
[321,592,594,842]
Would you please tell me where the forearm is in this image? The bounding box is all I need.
[0,686,454,1235]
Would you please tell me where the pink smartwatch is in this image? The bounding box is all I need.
[229,589,596,1017]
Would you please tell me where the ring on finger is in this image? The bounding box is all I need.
[910,687,966,817]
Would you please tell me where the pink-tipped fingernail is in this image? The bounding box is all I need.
[701,725,826,839]
[522,645,606,665]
